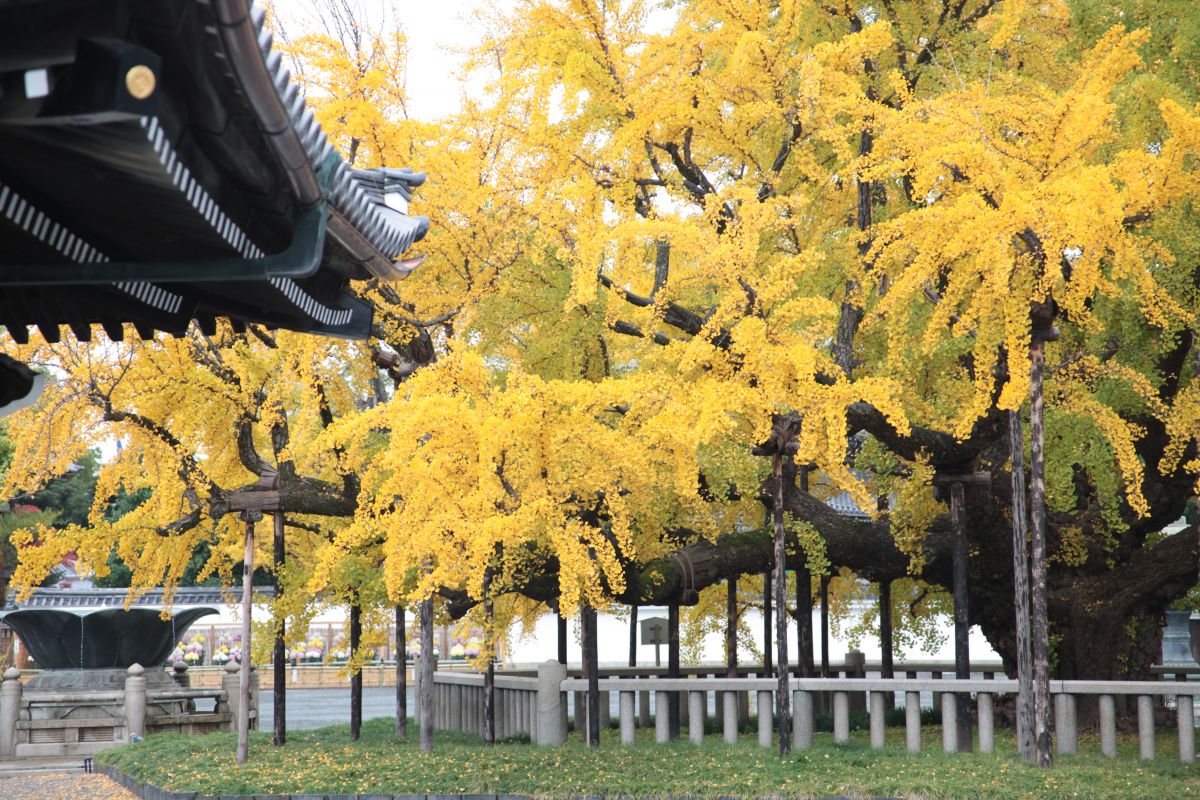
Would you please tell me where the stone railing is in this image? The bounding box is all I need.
[426,671,541,740]
[0,661,259,759]
[499,662,1200,763]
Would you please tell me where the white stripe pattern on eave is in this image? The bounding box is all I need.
[268,277,352,328]
[0,180,184,316]
[139,115,264,260]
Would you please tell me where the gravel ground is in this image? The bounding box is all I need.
[0,772,137,800]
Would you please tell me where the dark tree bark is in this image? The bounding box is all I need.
[763,569,773,673]
[272,511,286,747]
[820,575,830,678]
[349,599,362,741]
[1030,334,1053,766]
[557,611,568,665]
[1009,411,1034,761]
[395,605,407,737]
[483,575,495,745]
[726,578,738,678]
[797,567,814,677]
[667,603,680,739]
[950,481,972,752]
[419,597,435,753]
[629,604,638,667]
[772,448,791,755]
[582,605,600,746]
[879,580,893,680]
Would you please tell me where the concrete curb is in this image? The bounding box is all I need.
[98,763,899,800]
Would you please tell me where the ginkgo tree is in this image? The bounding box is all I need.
[3,0,1200,769]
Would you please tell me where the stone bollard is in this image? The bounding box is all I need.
[221,661,241,733]
[536,661,567,746]
[655,690,670,743]
[619,691,635,745]
[689,691,705,745]
[724,691,739,744]
[833,691,849,744]
[905,691,921,753]
[757,690,772,748]
[1055,693,1077,755]
[124,664,147,741]
[1178,694,1195,764]
[869,691,886,749]
[0,667,23,757]
[941,692,958,754]
[1098,694,1117,758]
[1137,695,1155,760]
[793,690,814,749]
[977,693,994,754]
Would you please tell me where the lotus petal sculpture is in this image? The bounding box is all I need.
[1,607,218,669]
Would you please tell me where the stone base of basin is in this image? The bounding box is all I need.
[23,669,184,722]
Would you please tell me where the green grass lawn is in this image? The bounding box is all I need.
[96,717,1200,799]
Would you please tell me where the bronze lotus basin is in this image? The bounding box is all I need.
[1,607,218,669]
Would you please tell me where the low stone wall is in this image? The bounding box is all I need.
[0,663,258,760]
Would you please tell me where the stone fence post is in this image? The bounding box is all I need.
[536,660,566,745]
[124,664,147,741]
[221,661,241,733]
[0,667,22,757]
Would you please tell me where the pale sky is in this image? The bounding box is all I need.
[274,0,505,121]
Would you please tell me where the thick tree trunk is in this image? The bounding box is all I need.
[349,600,362,741]
[1030,335,1053,766]
[1009,410,1034,760]
[395,605,407,737]
[668,603,680,739]
[272,511,285,747]
[950,481,972,752]
[419,597,435,753]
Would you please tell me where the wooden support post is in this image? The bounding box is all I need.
[349,599,362,741]
[236,511,259,765]
[771,445,791,755]
[1009,410,1036,761]
[879,580,894,680]
[820,575,830,678]
[419,596,435,753]
[629,604,638,668]
[796,465,814,678]
[395,605,406,737]
[557,611,568,665]
[668,602,680,740]
[272,510,286,746]
[583,606,600,747]
[950,480,972,752]
[1030,330,1053,767]
[763,570,773,674]
[726,577,738,679]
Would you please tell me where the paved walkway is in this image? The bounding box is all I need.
[0,772,136,799]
